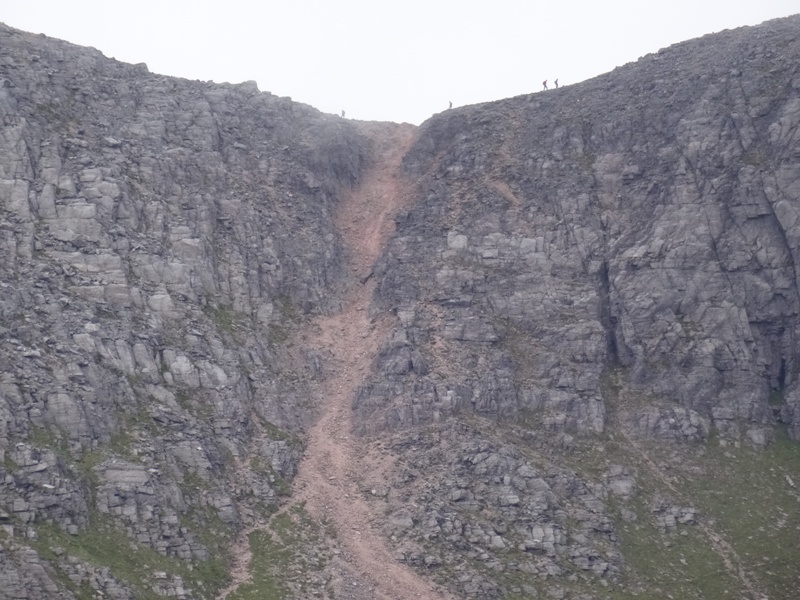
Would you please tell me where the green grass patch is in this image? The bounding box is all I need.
[562,424,800,599]
[207,305,239,331]
[29,425,67,454]
[677,429,800,599]
[3,452,19,472]
[259,418,303,449]
[267,323,289,345]
[227,506,326,600]
[250,458,291,497]
[611,496,737,599]
[34,517,229,600]
[275,295,301,323]
[203,303,249,336]
[226,529,291,600]
[106,429,138,461]
[537,426,753,598]
[174,388,214,419]
[181,470,214,495]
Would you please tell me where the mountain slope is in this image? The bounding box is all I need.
[363,14,800,599]
[0,21,372,599]
[1,15,800,600]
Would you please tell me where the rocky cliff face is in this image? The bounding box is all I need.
[1,15,800,600]
[371,16,800,445]
[0,21,372,599]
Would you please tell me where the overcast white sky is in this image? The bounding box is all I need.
[2,1,798,124]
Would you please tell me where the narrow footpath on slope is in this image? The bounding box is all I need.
[286,121,454,600]
[217,122,455,600]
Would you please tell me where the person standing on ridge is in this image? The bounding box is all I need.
[341,110,345,118]
[449,101,452,109]
[542,80,548,90]
[555,79,559,89]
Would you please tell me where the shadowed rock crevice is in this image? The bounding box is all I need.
[598,260,623,369]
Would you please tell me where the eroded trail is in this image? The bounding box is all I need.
[289,122,453,600]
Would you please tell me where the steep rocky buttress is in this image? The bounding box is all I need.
[2,15,800,600]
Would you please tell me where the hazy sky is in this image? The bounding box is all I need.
[2,1,798,124]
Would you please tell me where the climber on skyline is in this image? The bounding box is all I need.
[542,80,548,91]
[555,79,559,89]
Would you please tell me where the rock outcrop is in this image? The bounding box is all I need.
[0,21,369,599]
[368,15,800,447]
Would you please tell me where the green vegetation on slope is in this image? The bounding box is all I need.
[33,518,229,600]
[228,504,330,600]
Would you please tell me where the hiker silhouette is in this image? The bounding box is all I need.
[542,80,548,91]
[555,79,559,89]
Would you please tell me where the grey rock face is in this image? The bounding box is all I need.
[1,13,800,600]
[0,545,76,600]
[650,494,697,532]
[368,15,800,445]
[382,424,622,598]
[0,21,370,599]
[628,406,710,442]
